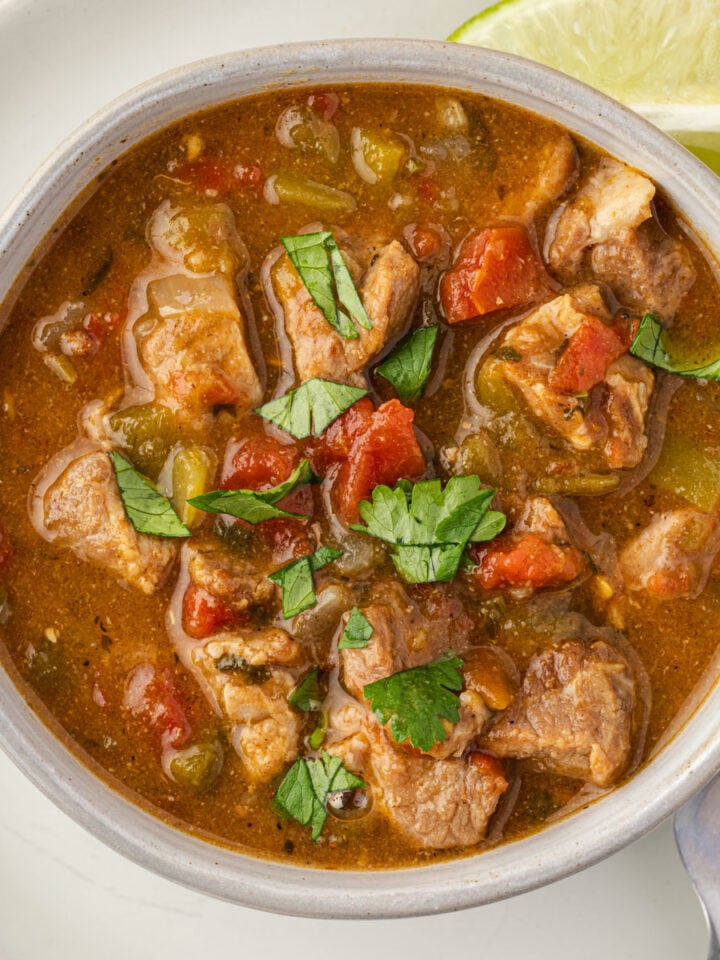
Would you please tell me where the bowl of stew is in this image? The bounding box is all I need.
[2,38,720,918]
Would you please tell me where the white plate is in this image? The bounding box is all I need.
[0,0,708,956]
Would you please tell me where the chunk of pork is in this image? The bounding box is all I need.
[191,629,306,782]
[480,640,637,787]
[548,159,695,317]
[327,700,507,849]
[619,508,720,600]
[187,541,276,616]
[31,448,175,595]
[493,286,654,468]
[339,584,489,759]
[136,274,262,421]
[272,239,420,384]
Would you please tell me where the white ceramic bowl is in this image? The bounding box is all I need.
[1,38,720,919]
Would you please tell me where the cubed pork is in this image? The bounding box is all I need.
[136,273,262,421]
[31,447,176,595]
[480,639,637,787]
[548,159,695,317]
[491,286,654,468]
[619,508,720,599]
[271,239,420,384]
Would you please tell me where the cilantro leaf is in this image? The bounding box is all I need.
[110,451,190,538]
[281,232,370,340]
[188,459,314,523]
[268,546,343,618]
[363,652,463,752]
[289,667,323,712]
[376,326,439,403]
[352,476,506,583]
[630,312,720,380]
[256,378,368,440]
[326,235,371,331]
[338,607,374,650]
[274,751,365,841]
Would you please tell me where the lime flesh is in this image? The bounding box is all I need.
[450,0,720,174]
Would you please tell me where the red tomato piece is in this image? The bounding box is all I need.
[440,226,554,324]
[182,584,244,639]
[548,316,628,394]
[233,162,264,190]
[307,92,339,121]
[469,750,508,786]
[259,517,314,567]
[404,223,446,262]
[334,399,426,524]
[222,435,301,490]
[470,533,585,591]
[305,397,375,475]
[122,662,191,750]
[171,156,237,196]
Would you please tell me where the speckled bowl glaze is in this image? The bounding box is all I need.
[1,39,720,919]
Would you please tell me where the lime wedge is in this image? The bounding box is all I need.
[450,0,720,172]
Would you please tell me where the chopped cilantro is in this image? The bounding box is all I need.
[188,459,315,523]
[630,312,720,379]
[289,667,323,712]
[110,451,190,538]
[338,607,374,650]
[256,378,368,440]
[363,651,464,752]
[269,546,343,618]
[376,325,438,403]
[351,475,506,583]
[282,231,371,339]
[274,751,365,841]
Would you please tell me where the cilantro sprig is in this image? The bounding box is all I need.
[110,451,190,538]
[188,459,315,524]
[274,751,365,841]
[376,326,438,403]
[282,231,371,340]
[631,312,720,380]
[338,607,374,650]
[256,378,368,440]
[269,545,343,618]
[289,667,323,712]
[363,651,464,752]
[351,476,506,583]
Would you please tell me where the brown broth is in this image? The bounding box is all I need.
[2,84,720,869]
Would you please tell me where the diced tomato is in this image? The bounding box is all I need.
[222,434,301,490]
[305,398,375,475]
[171,156,237,196]
[233,162,264,190]
[259,517,315,566]
[549,317,628,394]
[404,223,446,262]
[440,226,554,324]
[417,177,440,204]
[182,584,246,639]
[122,662,191,750]
[470,533,585,591]
[170,157,264,197]
[469,750,508,787]
[307,92,339,121]
[334,400,426,524]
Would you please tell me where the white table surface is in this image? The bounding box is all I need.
[0,0,709,956]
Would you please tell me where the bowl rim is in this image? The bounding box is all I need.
[2,37,720,919]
